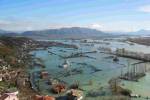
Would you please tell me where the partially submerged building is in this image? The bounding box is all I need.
[41,71,49,79]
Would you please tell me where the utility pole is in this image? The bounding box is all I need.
[145,63,147,72]
[121,67,123,77]
[127,60,130,77]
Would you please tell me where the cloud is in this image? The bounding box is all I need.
[86,20,150,32]
[138,5,150,13]
[0,20,11,25]
[0,20,37,31]
[0,20,77,31]
[88,23,103,30]
[0,19,150,32]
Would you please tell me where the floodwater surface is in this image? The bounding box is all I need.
[29,39,150,99]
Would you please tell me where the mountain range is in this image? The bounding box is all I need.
[0,27,150,39]
[22,27,111,39]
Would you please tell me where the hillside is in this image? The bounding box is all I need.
[22,27,111,39]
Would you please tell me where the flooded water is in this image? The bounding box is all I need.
[29,38,150,99]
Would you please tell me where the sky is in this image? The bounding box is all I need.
[0,0,150,32]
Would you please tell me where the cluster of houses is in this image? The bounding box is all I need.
[0,65,20,83]
[0,65,28,100]
[98,46,112,53]
[98,46,150,61]
[0,69,29,100]
[0,70,17,83]
[0,59,11,82]
[115,48,150,61]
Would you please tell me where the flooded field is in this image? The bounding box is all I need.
[29,38,150,99]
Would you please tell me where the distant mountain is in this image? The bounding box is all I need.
[0,29,10,34]
[131,29,150,35]
[114,29,150,36]
[0,29,20,37]
[22,27,111,39]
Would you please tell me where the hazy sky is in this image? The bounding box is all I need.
[0,0,150,32]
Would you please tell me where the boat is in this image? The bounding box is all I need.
[130,93,140,98]
[58,60,70,69]
[113,56,119,62]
